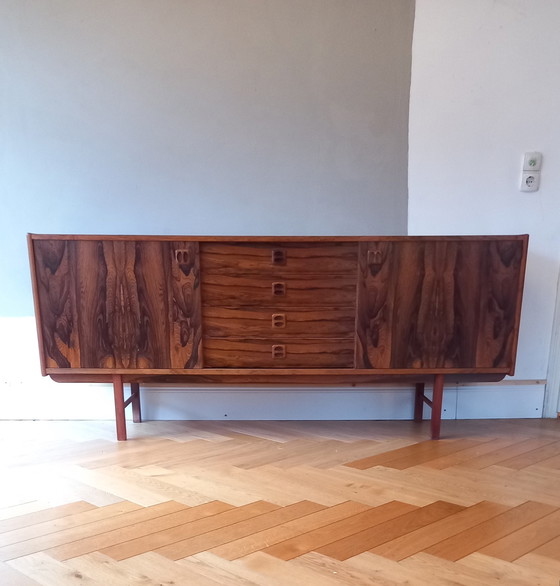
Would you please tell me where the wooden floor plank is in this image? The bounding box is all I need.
[458,552,560,586]
[317,500,463,561]
[345,439,445,469]
[420,437,521,470]
[0,501,143,561]
[401,552,524,586]
[497,440,560,470]
[383,438,487,470]
[479,508,560,561]
[424,501,558,561]
[150,501,324,560]
[515,552,560,578]
[371,500,509,561]
[47,500,191,560]
[7,552,95,586]
[461,438,559,470]
[0,560,41,586]
[332,552,482,586]
[263,500,420,561]
[530,535,560,561]
[0,501,159,549]
[211,501,368,561]
[235,551,345,586]
[0,502,97,535]
[118,552,230,586]
[2,419,560,585]
[98,500,236,560]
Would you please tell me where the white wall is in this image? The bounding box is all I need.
[409,0,560,413]
[0,0,416,420]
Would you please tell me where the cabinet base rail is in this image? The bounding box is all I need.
[111,374,445,441]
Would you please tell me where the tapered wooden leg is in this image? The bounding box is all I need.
[431,374,444,440]
[131,382,142,423]
[414,383,425,421]
[112,374,127,441]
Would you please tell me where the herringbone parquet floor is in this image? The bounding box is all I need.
[1,418,559,585]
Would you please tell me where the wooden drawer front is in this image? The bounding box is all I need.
[203,307,356,338]
[203,338,355,368]
[201,274,357,308]
[200,243,358,276]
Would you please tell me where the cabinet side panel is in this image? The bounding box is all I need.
[475,240,526,369]
[168,242,203,368]
[355,241,396,368]
[31,239,80,368]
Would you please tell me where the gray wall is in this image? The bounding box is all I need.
[1,0,414,316]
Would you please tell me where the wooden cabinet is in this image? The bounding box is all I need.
[28,234,529,441]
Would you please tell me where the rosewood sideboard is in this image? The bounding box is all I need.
[28,234,529,441]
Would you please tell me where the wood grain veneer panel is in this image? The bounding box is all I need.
[31,239,80,368]
[202,307,356,338]
[203,338,355,368]
[200,274,357,308]
[356,241,397,368]
[357,238,527,371]
[391,241,465,369]
[200,242,358,276]
[475,239,526,369]
[74,240,171,369]
[167,242,203,368]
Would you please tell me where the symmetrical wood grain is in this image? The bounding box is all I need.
[30,234,527,375]
[1,419,559,585]
[30,238,202,371]
[356,239,527,370]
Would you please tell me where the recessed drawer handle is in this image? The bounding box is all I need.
[272,249,286,265]
[367,249,383,266]
[175,249,191,264]
[272,282,286,296]
[272,344,286,359]
[272,313,286,328]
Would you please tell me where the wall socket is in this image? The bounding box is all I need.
[520,152,542,192]
[520,172,540,192]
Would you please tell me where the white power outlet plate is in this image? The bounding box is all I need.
[520,172,540,192]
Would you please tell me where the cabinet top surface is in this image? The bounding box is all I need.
[28,234,529,242]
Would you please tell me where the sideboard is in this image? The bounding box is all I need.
[28,234,529,440]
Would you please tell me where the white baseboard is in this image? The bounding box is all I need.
[0,380,545,421]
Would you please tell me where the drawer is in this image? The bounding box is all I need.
[200,243,358,276]
[201,274,357,308]
[203,338,355,368]
[202,307,356,338]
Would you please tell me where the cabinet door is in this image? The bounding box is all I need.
[356,239,527,370]
[32,239,202,370]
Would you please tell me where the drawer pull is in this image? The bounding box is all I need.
[272,313,286,328]
[367,249,383,266]
[272,249,286,265]
[272,282,286,296]
[175,249,191,264]
[272,344,286,359]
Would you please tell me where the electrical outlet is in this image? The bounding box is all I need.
[520,172,540,192]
